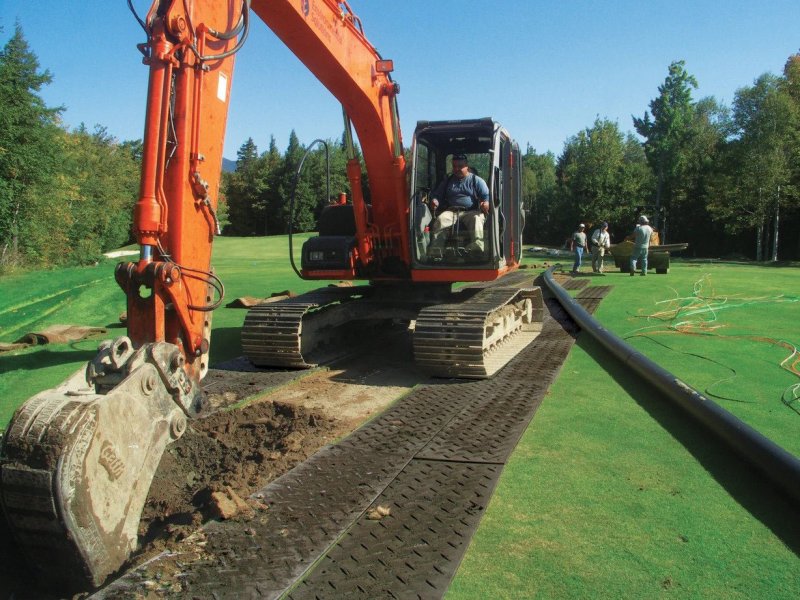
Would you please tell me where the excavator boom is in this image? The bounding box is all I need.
[0,0,246,588]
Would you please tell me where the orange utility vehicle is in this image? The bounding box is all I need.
[0,0,542,589]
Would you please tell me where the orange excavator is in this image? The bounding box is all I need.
[0,0,542,590]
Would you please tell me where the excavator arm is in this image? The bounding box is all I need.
[0,0,411,591]
[124,0,409,365]
[122,0,240,377]
[250,0,409,272]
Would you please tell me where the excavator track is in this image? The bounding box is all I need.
[242,286,378,368]
[414,285,544,378]
[243,273,544,380]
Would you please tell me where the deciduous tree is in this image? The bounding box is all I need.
[707,74,797,259]
[556,118,653,242]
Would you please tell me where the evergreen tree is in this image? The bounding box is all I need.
[275,130,316,233]
[236,136,258,167]
[0,25,62,267]
[633,60,698,235]
[262,135,283,234]
[224,138,269,235]
[305,137,350,223]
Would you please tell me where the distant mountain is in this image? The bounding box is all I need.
[222,158,236,173]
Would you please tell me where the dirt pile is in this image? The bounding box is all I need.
[136,399,339,558]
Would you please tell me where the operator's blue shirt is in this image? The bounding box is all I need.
[433,173,490,210]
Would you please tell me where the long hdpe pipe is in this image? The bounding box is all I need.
[542,266,800,504]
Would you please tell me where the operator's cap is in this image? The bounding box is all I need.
[578,223,585,228]
[452,153,468,161]
[638,215,649,224]
[601,221,608,228]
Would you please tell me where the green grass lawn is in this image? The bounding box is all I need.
[1,240,798,597]
[0,235,322,426]
[448,256,800,599]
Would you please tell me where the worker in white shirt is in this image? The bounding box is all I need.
[590,221,611,273]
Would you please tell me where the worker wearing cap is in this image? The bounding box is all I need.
[590,221,611,273]
[630,215,653,276]
[570,223,587,274]
[428,153,490,257]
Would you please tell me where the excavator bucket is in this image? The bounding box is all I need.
[0,338,196,590]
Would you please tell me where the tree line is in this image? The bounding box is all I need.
[0,26,142,270]
[2,25,799,273]
[523,58,800,259]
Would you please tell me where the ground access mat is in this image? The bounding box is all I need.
[91,277,608,599]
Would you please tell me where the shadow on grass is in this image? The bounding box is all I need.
[210,327,243,367]
[577,334,800,554]
[0,346,97,372]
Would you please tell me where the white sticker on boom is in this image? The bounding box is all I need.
[217,72,228,102]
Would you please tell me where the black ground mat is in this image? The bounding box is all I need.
[202,365,309,405]
[561,277,590,290]
[286,460,503,599]
[181,444,413,599]
[414,380,534,463]
[576,285,612,300]
[575,285,612,314]
[93,286,605,600]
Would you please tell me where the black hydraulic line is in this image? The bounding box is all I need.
[542,265,800,504]
[288,139,330,280]
[127,0,147,33]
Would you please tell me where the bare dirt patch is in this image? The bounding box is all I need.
[261,357,423,430]
[136,399,340,557]
[114,329,427,586]
[0,331,426,598]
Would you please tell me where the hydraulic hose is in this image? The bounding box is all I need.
[542,265,800,504]
[288,139,330,279]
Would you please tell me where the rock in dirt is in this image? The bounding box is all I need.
[209,487,253,520]
[366,505,391,520]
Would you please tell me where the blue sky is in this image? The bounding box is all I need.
[2,1,799,159]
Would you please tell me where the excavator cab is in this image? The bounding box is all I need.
[409,118,524,273]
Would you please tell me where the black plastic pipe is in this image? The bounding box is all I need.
[542,266,800,504]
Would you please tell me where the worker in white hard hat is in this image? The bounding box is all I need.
[630,215,653,276]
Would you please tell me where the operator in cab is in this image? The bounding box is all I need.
[427,153,490,258]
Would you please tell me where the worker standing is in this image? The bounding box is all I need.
[630,215,653,276]
[570,223,587,274]
[590,221,611,273]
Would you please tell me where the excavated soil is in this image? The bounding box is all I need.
[135,399,341,559]
[107,334,419,590]
[0,330,427,598]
